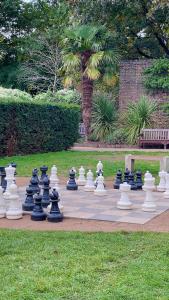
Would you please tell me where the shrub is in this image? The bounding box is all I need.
[105,128,127,145]
[34,89,81,105]
[122,96,158,144]
[143,58,169,91]
[0,87,32,101]
[91,94,117,141]
[0,98,80,156]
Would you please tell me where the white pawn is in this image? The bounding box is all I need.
[84,170,95,192]
[163,173,169,198]
[142,171,156,212]
[96,161,103,173]
[157,170,166,192]
[50,165,59,186]
[94,174,107,196]
[0,186,6,218]
[77,166,86,186]
[117,182,132,209]
[6,183,22,219]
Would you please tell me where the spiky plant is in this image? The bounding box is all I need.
[62,24,119,138]
[91,95,117,141]
[123,96,158,144]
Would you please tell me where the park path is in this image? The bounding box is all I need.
[71,146,169,152]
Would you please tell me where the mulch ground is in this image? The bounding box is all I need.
[0,177,168,233]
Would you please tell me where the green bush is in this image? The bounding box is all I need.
[143,59,169,91]
[0,87,32,101]
[0,98,80,156]
[34,89,81,105]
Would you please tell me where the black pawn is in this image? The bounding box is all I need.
[113,170,122,189]
[124,168,130,183]
[128,172,137,190]
[29,169,40,195]
[0,166,6,190]
[42,175,51,207]
[39,165,48,185]
[31,192,46,221]
[47,189,63,222]
[22,186,35,211]
[66,169,78,190]
[136,170,143,190]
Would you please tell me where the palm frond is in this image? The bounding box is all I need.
[63,53,80,70]
[88,52,104,68]
[85,67,101,80]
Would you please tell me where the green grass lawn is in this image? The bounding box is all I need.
[0,150,168,179]
[0,229,169,300]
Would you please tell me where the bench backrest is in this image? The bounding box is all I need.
[141,129,169,141]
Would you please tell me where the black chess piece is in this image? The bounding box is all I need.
[29,169,40,194]
[128,172,137,190]
[22,186,35,211]
[135,170,143,190]
[31,192,46,221]
[47,189,63,222]
[0,166,6,190]
[66,169,78,190]
[113,170,122,189]
[42,175,51,207]
[124,168,130,183]
[39,165,48,185]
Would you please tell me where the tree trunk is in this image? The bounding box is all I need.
[82,75,93,139]
[81,51,93,140]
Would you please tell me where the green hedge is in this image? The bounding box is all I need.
[0,99,80,156]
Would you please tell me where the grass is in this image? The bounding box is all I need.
[0,150,168,179]
[0,229,169,300]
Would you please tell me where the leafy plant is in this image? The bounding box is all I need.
[143,59,169,91]
[34,89,81,105]
[122,96,158,144]
[0,87,32,101]
[91,95,117,141]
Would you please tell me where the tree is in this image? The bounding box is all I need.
[62,24,119,138]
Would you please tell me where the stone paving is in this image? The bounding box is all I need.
[19,185,168,225]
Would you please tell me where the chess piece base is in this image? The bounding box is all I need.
[113,184,120,189]
[42,200,50,208]
[0,211,5,218]
[94,190,107,196]
[117,203,132,210]
[142,204,156,212]
[77,180,86,186]
[6,211,22,219]
[31,212,46,221]
[66,185,78,191]
[157,186,165,192]
[84,186,95,192]
[47,212,63,222]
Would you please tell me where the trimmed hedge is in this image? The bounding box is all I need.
[0,98,80,156]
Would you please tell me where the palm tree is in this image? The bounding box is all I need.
[62,24,119,138]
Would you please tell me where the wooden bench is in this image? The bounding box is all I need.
[139,129,169,149]
[125,154,169,172]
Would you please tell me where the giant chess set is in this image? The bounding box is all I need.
[0,161,169,224]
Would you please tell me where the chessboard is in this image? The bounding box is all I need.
[18,186,168,225]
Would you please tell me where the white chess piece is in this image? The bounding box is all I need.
[0,186,6,218]
[117,182,132,209]
[3,165,16,210]
[157,170,166,192]
[96,161,103,173]
[6,183,22,219]
[84,170,95,192]
[5,165,15,192]
[163,173,169,198]
[142,171,156,212]
[77,166,86,186]
[94,174,107,196]
[50,165,59,187]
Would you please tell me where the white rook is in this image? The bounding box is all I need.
[84,170,95,192]
[77,166,86,186]
[142,171,156,212]
[117,182,132,209]
[157,170,166,192]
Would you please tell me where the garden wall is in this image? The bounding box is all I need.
[119,60,169,109]
[0,100,80,156]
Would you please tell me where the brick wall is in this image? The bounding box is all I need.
[119,59,169,109]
